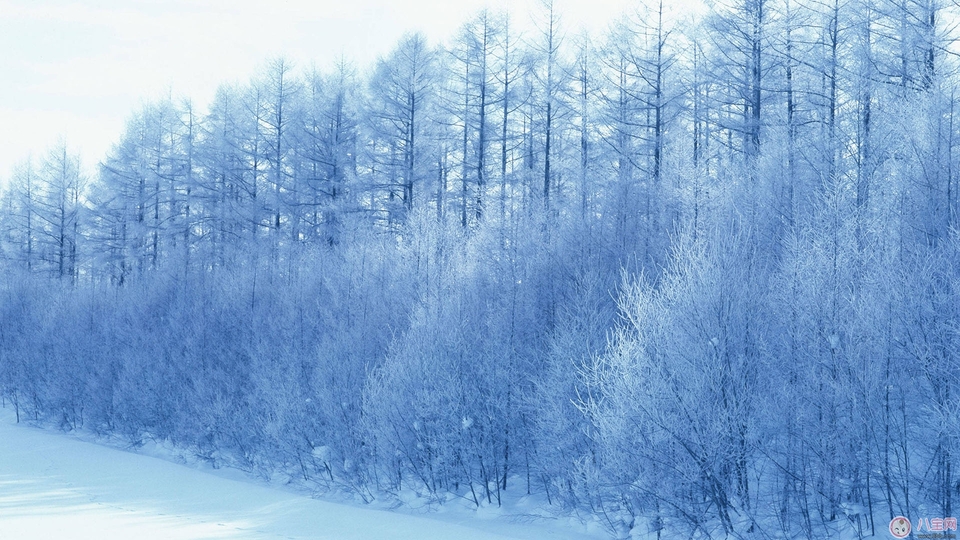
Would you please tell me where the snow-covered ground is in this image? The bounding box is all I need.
[0,408,606,540]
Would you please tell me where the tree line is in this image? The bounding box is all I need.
[1,0,959,537]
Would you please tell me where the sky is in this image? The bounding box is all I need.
[0,0,650,184]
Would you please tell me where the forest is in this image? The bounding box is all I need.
[1,0,959,538]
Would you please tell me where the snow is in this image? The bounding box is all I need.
[0,408,605,540]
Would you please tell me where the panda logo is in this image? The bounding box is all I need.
[889,516,911,538]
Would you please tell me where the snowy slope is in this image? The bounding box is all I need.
[0,409,605,540]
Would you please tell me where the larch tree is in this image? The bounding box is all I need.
[367,33,440,220]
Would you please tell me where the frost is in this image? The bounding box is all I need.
[312,445,332,461]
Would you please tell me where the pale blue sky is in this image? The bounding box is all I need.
[0,0,648,181]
